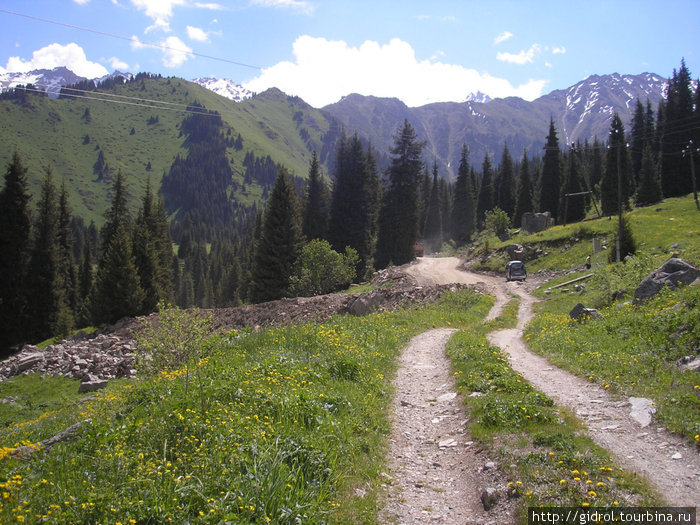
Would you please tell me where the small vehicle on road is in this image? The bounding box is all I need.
[505,260,527,281]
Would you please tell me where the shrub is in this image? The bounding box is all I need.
[484,207,511,238]
[289,240,358,297]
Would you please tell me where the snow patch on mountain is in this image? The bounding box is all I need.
[191,77,253,102]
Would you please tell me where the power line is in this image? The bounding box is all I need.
[0,8,262,71]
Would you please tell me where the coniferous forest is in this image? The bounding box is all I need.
[1,59,699,356]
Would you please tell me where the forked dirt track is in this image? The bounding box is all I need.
[380,257,699,523]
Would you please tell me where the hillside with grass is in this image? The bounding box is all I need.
[0,77,335,227]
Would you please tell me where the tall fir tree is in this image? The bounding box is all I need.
[302,151,330,242]
[475,154,494,229]
[635,144,663,207]
[91,173,144,325]
[423,161,443,254]
[495,143,516,220]
[77,244,94,327]
[376,119,424,268]
[55,180,77,334]
[661,59,695,197]
[539,119,562,222]
[250,169,303,302]
[0,153,32,354]
[91,221,145,325]
[630,98,647,185]
[601,113,633,216]
[24,167,63,342]
[513,150,533,228]
[450,144,476,245]
[133,180,174,313]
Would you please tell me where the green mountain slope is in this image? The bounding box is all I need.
[0,77,335,226]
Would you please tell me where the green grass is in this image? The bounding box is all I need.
[0,290,490,524]
[471,195,700,275]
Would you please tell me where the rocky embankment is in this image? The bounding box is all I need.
[1,265,478,385]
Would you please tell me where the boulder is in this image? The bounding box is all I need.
[481,487,499,511]
[78,374,108,393]
[521,211,554,234]
[633,258,700,303]
[569,303,602,321]
[14,352,45,374]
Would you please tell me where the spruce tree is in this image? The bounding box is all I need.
[495,143,516,220]
[375,119,424,268]
[476,154,494,230]
[450,144,476,245]
[302,151,330,242]
[661,60,695,197]
[513,150,533,228]
[133,180,174,313]
[601,114,632,216]
[635,144,663,207]
[423,161,443,254]
[91,173,144,325]
[0,152,32,353]
[91,222,144,325]
[25,167,63,342]
[539,119,562,222]
[250,169,303,302]
[55,180,77,335]
[630,98,646,185]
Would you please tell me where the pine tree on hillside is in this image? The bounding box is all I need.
[438,177,451,237]
[539,119,562,222]
[250,169,303,303]
[495,143,515,220]
[100,170,130,256]
[450,144,476,245]
[24,167,63,342]
[133,180,174,313]
[661,59,695,197]
[476,154,494,229]
[601,114,633,216]
[91,221,144,325]
[55,180,77,334]
[635,144,663,207]
[0,152,32,353]
[375,119,424,269]
[77,244,93,327]
[423,161,443,254]
[302,151,330,242]
[91,174,144,325]
[513,150,533,228]
[630,98,646,186]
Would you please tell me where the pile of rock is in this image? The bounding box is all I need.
[0,333,137,383]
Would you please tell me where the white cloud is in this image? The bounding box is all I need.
[130,0,186,32]
[493,31,513,45]
[552,46,566,55]
[244,36,547,107]
[194,2,224,8]
[161,36,193,67]
[5,43,109,78]
[186,26,209,42]
[73,0,91,4]
[497,44,542,65]
[109,57,130,70]
[250,0,314,14]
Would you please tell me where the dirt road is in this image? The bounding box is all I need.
[389,256,699,514]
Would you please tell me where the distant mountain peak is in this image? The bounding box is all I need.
[191,77,252,102]
[463,91,492,104]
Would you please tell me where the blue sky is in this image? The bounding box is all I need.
[0,0,698,107]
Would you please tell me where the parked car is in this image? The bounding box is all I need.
[505,260,527,281]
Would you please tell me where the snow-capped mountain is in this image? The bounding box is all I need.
[463,91,492,104]
[0,67,133,98]
[538,72,667,144]
[191,77,253,102]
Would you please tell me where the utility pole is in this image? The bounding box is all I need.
[682,140,699,211]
